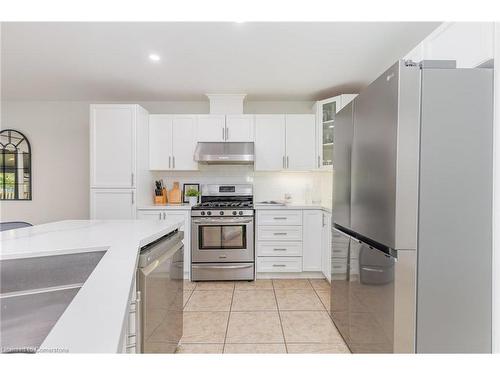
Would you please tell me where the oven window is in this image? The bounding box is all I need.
[199,225,246,249]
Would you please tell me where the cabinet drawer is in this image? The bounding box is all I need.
[258,226,302,241]
[257,210,302,226]
[257,257,302,273]
[257,242,302,257]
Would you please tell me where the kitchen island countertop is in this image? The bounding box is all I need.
[0,219,184,353]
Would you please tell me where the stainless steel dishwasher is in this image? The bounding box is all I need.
[136,230,184,353]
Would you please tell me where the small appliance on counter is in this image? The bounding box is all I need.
[191,184,255,281]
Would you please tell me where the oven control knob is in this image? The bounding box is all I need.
[219,211,224,215]
[232,211,237,215]
[238,211,243,216]
[201,211,205,216]
[207,211,212,216]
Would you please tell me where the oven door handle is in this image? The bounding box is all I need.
[191,264,253,270]
[192,218,253,224]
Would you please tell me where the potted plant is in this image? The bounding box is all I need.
[185,188,200,206]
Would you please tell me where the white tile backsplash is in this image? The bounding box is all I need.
[150,166,333,208]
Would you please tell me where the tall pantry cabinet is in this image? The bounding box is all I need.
[90,104,149,219]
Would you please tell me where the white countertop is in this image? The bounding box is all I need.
[0,219,183,353]
[254,203,332,213]
[138,203,192,210]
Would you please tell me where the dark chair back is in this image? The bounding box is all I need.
[0,221,33,232]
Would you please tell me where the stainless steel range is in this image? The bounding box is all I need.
[191,184,255,281]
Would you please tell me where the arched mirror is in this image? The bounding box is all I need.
[0,129,32,200]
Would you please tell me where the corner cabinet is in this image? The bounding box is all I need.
[149,115,198,171]
[255,114,315,171]
[90,104,148,219]
[313,94,357,170]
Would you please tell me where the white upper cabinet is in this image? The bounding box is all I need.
[285,114,316,171]
[225,115,255,141]
[90,104,137,188]
[171,116,198,170]
[197,115,226,142]
[255,115,286,171]
[149,115,198,171]
[149,115,172,170]
[313,94,357,170]
[255,114,315,171]
[302,210,323,272]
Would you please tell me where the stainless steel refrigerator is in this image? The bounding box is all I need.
[330,60,493,353]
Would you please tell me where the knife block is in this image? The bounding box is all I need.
[154,188,168,205]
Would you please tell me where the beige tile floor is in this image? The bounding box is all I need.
[176,278,350,354]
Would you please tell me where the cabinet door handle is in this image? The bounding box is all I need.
[131,191,135,205]
[172,156,175,169]
[226,127,229,140]
[222,127,225,140]
[286,156,289,168]
[131,173,135,187]
[273,232,287,236]
[168,156,171,169]
[272,264,286,267]
[163,212,166,220]
[322,214,325,227]
[158,212,161,220]
[273,248,287,251]
[273,217,287,220]
[282,156,285,169]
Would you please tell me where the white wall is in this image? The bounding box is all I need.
[0,100,314,224]
[149,166,332,208]
[0,101,90,224]
[405,22,494,68]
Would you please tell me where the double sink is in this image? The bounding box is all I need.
[0,251,106,353]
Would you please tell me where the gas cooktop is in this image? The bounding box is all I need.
[191,184,254,217]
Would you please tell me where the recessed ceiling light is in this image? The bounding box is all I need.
[235,20,245,24]
[149,54,160,62]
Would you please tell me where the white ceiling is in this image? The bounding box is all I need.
[1,22,439,101]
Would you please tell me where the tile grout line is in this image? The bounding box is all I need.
[222,283,235,354]
[308,279,329,312]
[272,279,289,354]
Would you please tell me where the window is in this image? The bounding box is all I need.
[0,129,32,200]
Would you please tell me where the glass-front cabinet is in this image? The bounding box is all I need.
[313,94,357,170]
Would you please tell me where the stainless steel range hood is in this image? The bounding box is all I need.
[194,142,254,164]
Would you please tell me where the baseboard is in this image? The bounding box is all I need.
[256,272,325,279]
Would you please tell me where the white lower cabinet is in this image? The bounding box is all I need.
[136,209,191,278]
[321,212,332,282]
[256,209,327,276]
[257,242,302,257]
[302,210,323,272]
[257,226,303,241]
[257,257,302,273]
[90,189,136,219]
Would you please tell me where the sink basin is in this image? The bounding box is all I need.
[0,251,106,352]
